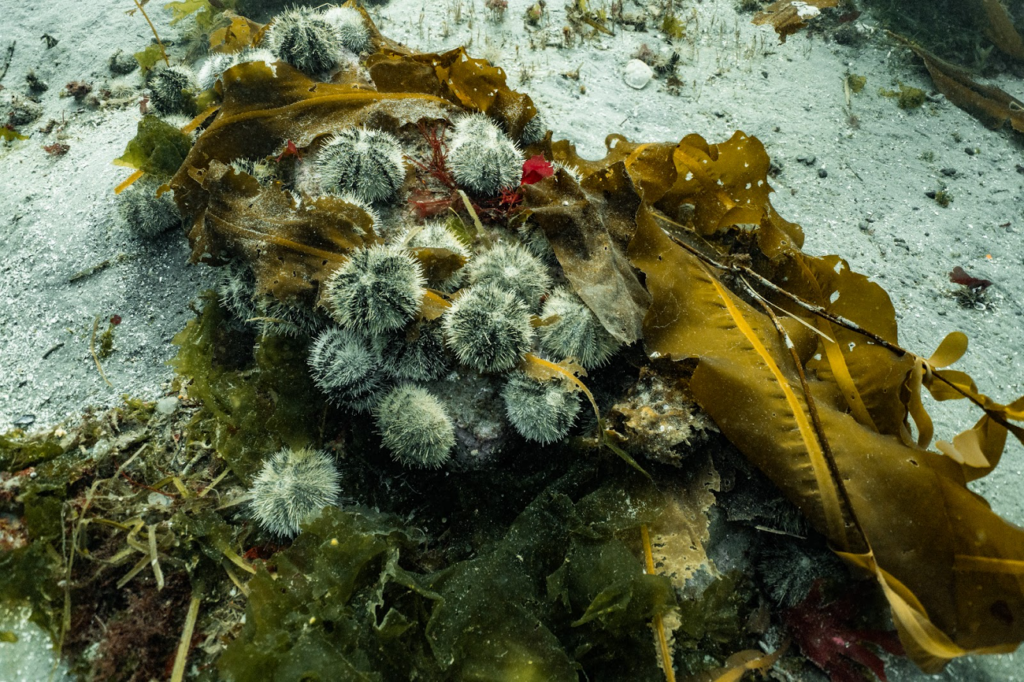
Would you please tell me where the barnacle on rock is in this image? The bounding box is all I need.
[313,127,407,205]
[502,372,581,444]
[538,288,621,369]
[308,326,390,411]
[374,384,455,468]
[4,94,43,126]
[265,7,344,76]
[448,113,523,195]
[324,245,425,338]
[465,242,550,310]
[249,447,341,537]
[443,284,533,373]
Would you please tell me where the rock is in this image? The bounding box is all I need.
[623,59,654,90]
[12,414,35,428]
[155,396,179,415]
[817,167,828,178]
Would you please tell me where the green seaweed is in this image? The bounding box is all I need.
[113,115,192,179]
[133,44,166,74]
[880,82,926,109]
[0,430,64,472]
[170,294,324,483]
[218,466,677,681]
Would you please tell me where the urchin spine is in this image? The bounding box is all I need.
[308,326,389,410]
[314,127,406,204]
[400,221,469,292]
[374,385,455,468]
[117,177,181,237]
[325,245,425,338]
[266,7,344,75]
[447,113,523,195]
[520,112,547,146]
[375,320,450,382]
[443,284,533,373]
[321,6,371,53]
[196,53,236,91]
[465,242,551,310]
[502,372,581,444]
[216,260,259,322]
[538,288,621,369]
[249,447,341,537]
[254,297,324,338]
[230,157,279,186]
[146,65,198,115]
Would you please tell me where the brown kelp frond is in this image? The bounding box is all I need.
[628,176,1024,671]
[890,31,1024,133]
[193,161,377,300]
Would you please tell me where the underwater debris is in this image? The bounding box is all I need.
[250,447,341,537]
[753,0,838,42]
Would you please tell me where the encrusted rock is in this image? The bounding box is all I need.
[623,59,654,90]
[607,368,714,466]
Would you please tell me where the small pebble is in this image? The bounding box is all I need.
[817,168,828,178]
[155,396,179,415]
[13,414,36,428]
[796,155,816,166]
[623,59,654,89]
[964,147,975,156]
[940,167,957,177]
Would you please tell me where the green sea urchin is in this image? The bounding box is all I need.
[502,372,581,444]
[313,127,406,205]
[250,447,341,537]
[374,385,455,468]
[324,245,425,338]
[443,284,533,373]
[538,288,620,369]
